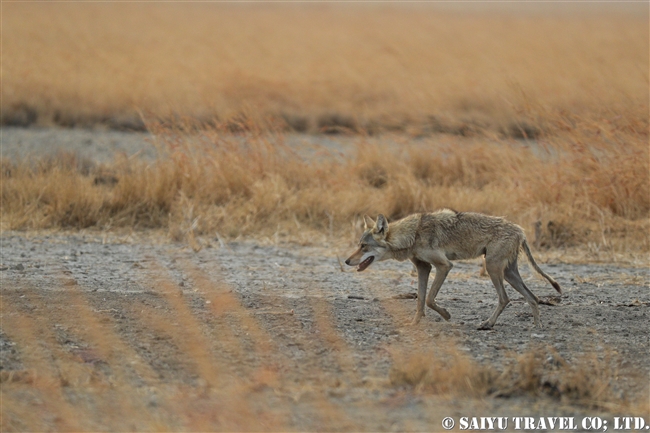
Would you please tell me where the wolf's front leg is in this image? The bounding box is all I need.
[410,258,432,325]
[425,254,453,321]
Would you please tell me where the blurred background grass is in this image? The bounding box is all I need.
[3,3,648,135]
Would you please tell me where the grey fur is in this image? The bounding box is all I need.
[345,209,561,329]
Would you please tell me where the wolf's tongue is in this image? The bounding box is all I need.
[357,256,374,272]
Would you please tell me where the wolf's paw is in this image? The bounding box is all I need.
[538,296,561,306]
[477,321,493,331]
[427,301,451,321]
[437,308,451,321]
[410,313,424,326]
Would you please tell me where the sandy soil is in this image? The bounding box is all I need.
[1,230,648,431]
[0,125,515,164]
[1,126,355,162]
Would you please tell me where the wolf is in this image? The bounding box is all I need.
[345,209,561,330]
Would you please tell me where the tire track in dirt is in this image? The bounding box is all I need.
[53,273,162,385]
[186,244,448,428]
[254,295,357,430]
[181,258,356,430]
[16,247,286,430]
[60,254,289,430]
[2,264,186,430]
[309,297,358,374]
[2,283,105,431]
[132,260,289,431]
[86,290,201,385]
[179,259,275,371]
[138,261,223,389]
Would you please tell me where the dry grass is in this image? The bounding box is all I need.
[388,342,494,397]
[2,4,648,135]
[2,111,648,252]
[389,343,647,414]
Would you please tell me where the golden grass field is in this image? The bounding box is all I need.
[3,3,648,135]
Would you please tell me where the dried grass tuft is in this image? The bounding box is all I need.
[2,112,648,253]
[389,342,645,412]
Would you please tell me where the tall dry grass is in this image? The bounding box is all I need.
[3,3,648,135]
[1,110,648,252]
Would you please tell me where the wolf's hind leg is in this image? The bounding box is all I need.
[478,260,510,330]
[504,261,542,328]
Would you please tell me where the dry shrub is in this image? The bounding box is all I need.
[389,343,644,412]
[2,112,648,252]
[389,343,496,397]
[495,346,634,411]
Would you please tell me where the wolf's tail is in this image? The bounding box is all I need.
[522,240,562,294]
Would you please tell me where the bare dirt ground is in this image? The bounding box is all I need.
[1,230,648,431]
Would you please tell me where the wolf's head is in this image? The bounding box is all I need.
[345,214,390,272]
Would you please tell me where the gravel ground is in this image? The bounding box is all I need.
[1,125,521,164]
[1,126,356,163]
[1,231,648,431]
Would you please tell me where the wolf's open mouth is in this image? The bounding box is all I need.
[357,256,374,272]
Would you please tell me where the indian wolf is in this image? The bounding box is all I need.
[345,209,561,330]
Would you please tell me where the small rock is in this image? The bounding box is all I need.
[13,264,24,271]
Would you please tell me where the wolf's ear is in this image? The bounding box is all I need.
[375,214,388,236]
[363,215,375,230]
